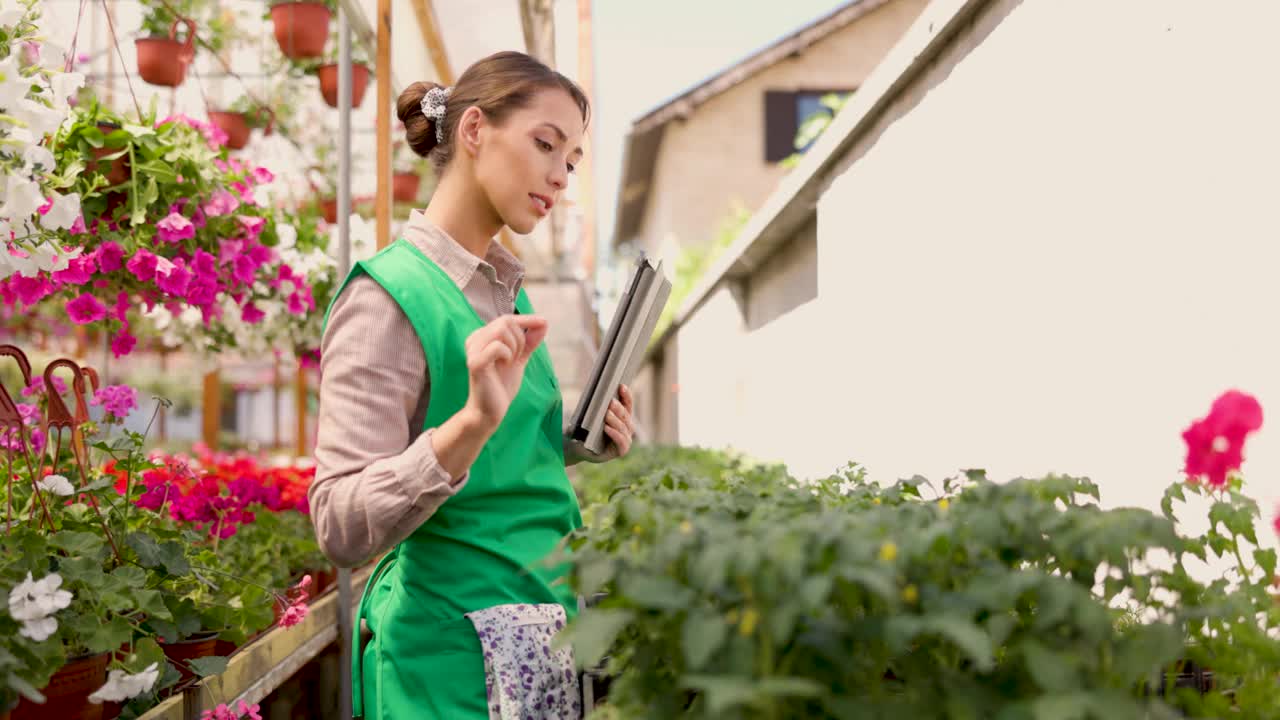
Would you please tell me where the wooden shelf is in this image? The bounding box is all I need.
[139,565,373,720]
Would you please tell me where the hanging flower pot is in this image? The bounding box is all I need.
[207,111,251,150]
[319,198,338,224]
[392,172,421,203]
[89,122,130,187]
[317,62,369,109]
[12,652,109,720]
[270,1,330,59]
[134,18,196,88]
[159,632,218,685]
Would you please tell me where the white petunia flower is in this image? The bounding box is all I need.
[39,192,79,231]
[36,474,73,496]
[14,97,66,138]
[8,572,73,622]
[18,614,57,641]
[49,71,84,106]
[88,663,159,703]
[1,173,43,220]
[22,144,53,173]
[275,223,297,250]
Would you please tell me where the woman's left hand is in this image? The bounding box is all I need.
[602,384,636,459]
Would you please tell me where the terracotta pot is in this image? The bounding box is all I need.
[89,122,130,187]
[270,1,330,60]
[319,198,337,224]
[317,62,369,109]
[208,111,250,150]
[160,633,217,684]
[392,172,421,203]
[135,19,196,87]
[12,652,108,720]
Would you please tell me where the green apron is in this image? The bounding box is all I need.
[323,239,583,719]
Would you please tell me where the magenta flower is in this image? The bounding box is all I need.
[68,215,87,235]
[251,167,274,185]
[91,384,138,420]
[96,241,124,273]
[241,303,265,324]
[237,215,266,240]
[11,275,54,305]
[246,243,272,266]
[218,238,243,265]
[67,293,107,324]
[52,254,96,285]
[22,376,67,398]
[191,250,217,278]
[126,248,159,282]
[1182,390,1264,488]
[110,328,137,358]
[111,291,130,322]
[232,255,259,285]
[156,212,196,243]
[156,260,192,296]
[202,190,239,218]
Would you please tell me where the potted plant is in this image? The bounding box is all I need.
[134,18,196,87]
[268,0,334,60]
[135,0,234,88]
[205,110,250,150]
[311,29,370,109]
[391,126,429,203]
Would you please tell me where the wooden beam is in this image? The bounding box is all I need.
[577,0,598,288]
[375,0,392,249]
[406,0,454,83]
[295,366,308,458]
[202,370,220,450]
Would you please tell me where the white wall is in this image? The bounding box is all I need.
[800,0,1280,535]
[663,0,1280,559]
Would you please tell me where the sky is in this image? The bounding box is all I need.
[589,0,852,256]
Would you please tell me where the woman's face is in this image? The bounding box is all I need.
[471,87,585,235]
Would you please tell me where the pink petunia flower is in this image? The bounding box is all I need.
[96,241,124,273]
[66,293,107,324]
[1182,390,1264,488]
[126,248,159,283]
[156,212,196,243]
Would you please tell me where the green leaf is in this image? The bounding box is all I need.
[48,530,102,557]
[577,557,614,597]
[562,608,633,668]
[186,656,228,678]
[617,573,693,611]
[112,565,147,586]
[156,540,190,576]
[918,616,995,672]
[1161,483,1185,521]
[1254,547,1277,577]
[1021,640,1078,692]
[82,615,134,654]
[681,610,727,670]
[122,637,166,674]
[1031,693,1092,720]
[681,674,760,714]
[132,588,172,621]
[839,568,896,603]
[127,532,162,567]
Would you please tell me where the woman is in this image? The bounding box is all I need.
[311,50,636,719]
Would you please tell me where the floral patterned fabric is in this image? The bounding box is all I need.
[465,603,581,720]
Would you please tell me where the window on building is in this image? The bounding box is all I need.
[764,89,855,163]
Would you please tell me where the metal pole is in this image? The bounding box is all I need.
[336,7,355,720]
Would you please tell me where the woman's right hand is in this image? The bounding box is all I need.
[463,314,549,431]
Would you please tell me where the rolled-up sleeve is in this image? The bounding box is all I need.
[309,275,468,568]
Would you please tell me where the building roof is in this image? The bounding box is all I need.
[610,0,891,247]
[648,0,990,355]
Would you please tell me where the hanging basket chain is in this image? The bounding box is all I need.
[99,0,143,118]
[63,0,89,73]
[150,0,302,154]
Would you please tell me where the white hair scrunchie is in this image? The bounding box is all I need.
[420,85,452,144]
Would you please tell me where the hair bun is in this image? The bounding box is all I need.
[396,81,443,158]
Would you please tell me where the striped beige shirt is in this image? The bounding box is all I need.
[310,211,529,568]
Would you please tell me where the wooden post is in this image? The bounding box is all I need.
[272,358,281,449]
[295,366,308,458]
[202,370,220,450]
[578,0,597,284]
[375,0,392,250]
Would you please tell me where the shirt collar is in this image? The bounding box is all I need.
[403,210,525,295]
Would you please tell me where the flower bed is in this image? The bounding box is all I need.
[0,352,328,719]
[564,392,1280,719]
